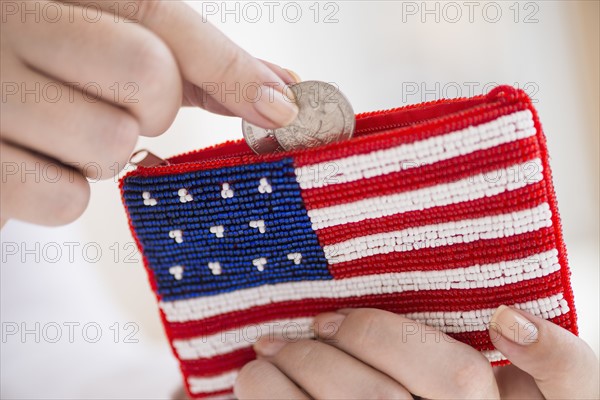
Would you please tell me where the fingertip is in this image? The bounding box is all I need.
[253,337,286,357]
[283,68,301,83]
[258,58,301,84]
[489,305,539,346]
[253,85,299,128]
[313,311,346,340]
[489,304,509,335]
[490,307,600,399]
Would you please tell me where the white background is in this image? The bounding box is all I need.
[1,1,598,398]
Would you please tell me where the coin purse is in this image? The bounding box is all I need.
[120,85,577,399]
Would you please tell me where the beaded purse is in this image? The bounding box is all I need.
[120,85,577,399]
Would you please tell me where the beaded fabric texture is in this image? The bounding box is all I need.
[120,86,577,399]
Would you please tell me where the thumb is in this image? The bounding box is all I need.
[489,305,599,399]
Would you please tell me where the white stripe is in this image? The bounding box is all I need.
[482,349,507,362]
[187,370,238,395]
[295,110,535,189]
[174,318,314,360]
[324,203,552,264]
[307,158,543,230]
[161,249,558,324]
[402,292,568,331]
[174,293,568,361]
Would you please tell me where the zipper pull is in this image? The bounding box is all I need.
[129,149,170,167]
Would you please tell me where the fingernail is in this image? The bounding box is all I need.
[253,338,286,357]
[490,305,539,345]
[314,312,346,339]
[253,85,298,127]
[284,68,301,83]
[320,312,346,326]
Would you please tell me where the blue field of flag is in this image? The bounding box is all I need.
[122,158,332,301]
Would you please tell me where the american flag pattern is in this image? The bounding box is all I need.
[120,86,577,399]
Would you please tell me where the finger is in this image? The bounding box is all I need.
[258,60,301,84]
[181,61,300,112]
[234,359,309,400]
[0,142,90,225]
[181,80,235,115]
[7,0,181,136]
[490,305,599,399]
[255,339,412,399]
[313,310,500,399]
[492,365,544,399]
[2,64,139,180]
[60,0,299,129]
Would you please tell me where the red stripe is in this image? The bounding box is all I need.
[316,180,548,246]
[302,136,540,210]
[182,347,255,378]
[167,270,563,340]
[328,227,556,278]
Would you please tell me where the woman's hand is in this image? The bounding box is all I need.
[236,306,599,399]
[1,0,298,226]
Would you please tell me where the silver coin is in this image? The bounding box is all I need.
[274,81,355,151]
[242,121,285,154]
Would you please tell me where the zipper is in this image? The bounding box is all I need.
[128,88,516,169]
[128,146,253,169]
[129,149,170,167]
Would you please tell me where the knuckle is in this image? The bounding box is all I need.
[131,0,165,24]
[131,36,176,89]
[86,113,139,180]
[104,114,139,177]
[128,36,180,136]
[234,360,274,394]
[345,309,386,348]
[212,47,245,84]
[451,354,496,396]
[48,172,90,225]
[276,340,320,369]
[370,384,409,400]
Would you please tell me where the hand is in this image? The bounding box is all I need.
[1,0,298,227]
[236,306,599,399]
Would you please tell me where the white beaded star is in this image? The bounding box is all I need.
[258,177,272,194]
[178,188,193,203]
[249,219,266,233]
[221,183,234,199]
[169,229,183,243]
[169,265,184,280]
[209,225,225,238]
[208,261,222,275]
[142,191,157,206]
[287,253,302,265]
[252,257,267,272]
